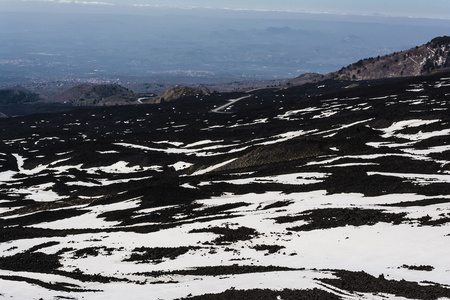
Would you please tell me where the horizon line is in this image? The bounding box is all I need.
[2,0,449,21]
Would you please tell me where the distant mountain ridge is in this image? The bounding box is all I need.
[328,36,450,81]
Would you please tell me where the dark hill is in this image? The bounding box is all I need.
[152,86,214,103]
[0,89,39,104]
[50,84,132,105]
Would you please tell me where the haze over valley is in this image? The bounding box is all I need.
[2,5,450,92]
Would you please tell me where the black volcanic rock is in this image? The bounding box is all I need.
[178,288,340,300]
[321,270,450,300]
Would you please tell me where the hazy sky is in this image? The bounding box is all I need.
[2,0,450,19]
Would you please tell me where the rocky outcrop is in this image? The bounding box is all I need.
[152,86,213,103]
[50,84,132,105]
[328,36,450,81]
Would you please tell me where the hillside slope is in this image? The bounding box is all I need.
[50,83,133,105]
[0,89,39,104]
[152,86,214,103]
[329,36,450,81]
[0,71,449,299]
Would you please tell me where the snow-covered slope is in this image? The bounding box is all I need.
[0,73,450,299]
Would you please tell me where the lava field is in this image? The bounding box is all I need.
[0,73,450,299]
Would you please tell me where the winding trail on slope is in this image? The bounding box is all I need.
[210,94,252,113]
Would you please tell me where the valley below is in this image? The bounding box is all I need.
[0,71,449,299]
